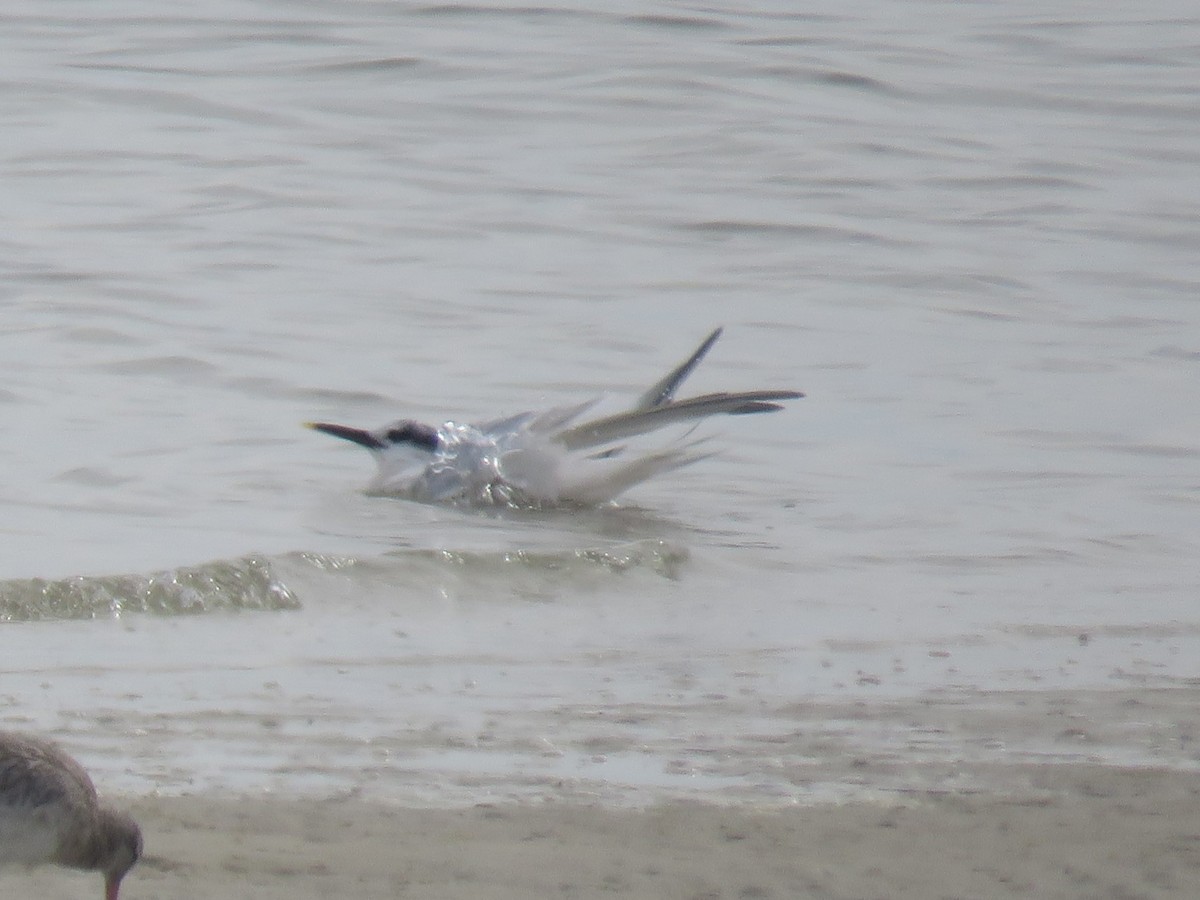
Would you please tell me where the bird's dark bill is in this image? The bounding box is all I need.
[306,422,385,450]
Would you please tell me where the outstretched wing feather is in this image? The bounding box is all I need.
[634,326,724,410]
[553,389,803,451]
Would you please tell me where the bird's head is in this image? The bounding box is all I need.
[306,419,442,489]
[98,809,142,900]
[307,419,439,454]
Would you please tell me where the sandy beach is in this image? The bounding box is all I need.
[4,760,1195,900]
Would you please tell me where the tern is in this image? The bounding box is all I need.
[307,327,802,507]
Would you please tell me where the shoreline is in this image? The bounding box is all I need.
[7,761,1197,899]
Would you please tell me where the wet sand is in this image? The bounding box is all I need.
[6,762,1197,899]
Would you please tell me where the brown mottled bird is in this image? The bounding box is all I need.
[0,732,142,899]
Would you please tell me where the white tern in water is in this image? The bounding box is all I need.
[307,327,802,507]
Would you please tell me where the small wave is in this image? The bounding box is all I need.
[412,540,690,579]
[0,540,689,622]
[811,70,895,94]
[94,354,219,382]
[623,14,729,30]
[307,56,422,74]
[292,539,690,586]
[0,556,301,622]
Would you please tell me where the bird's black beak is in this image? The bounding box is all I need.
[305,422,386,450]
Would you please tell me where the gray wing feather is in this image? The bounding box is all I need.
[635,326,724,411]
[554,389,803,452]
